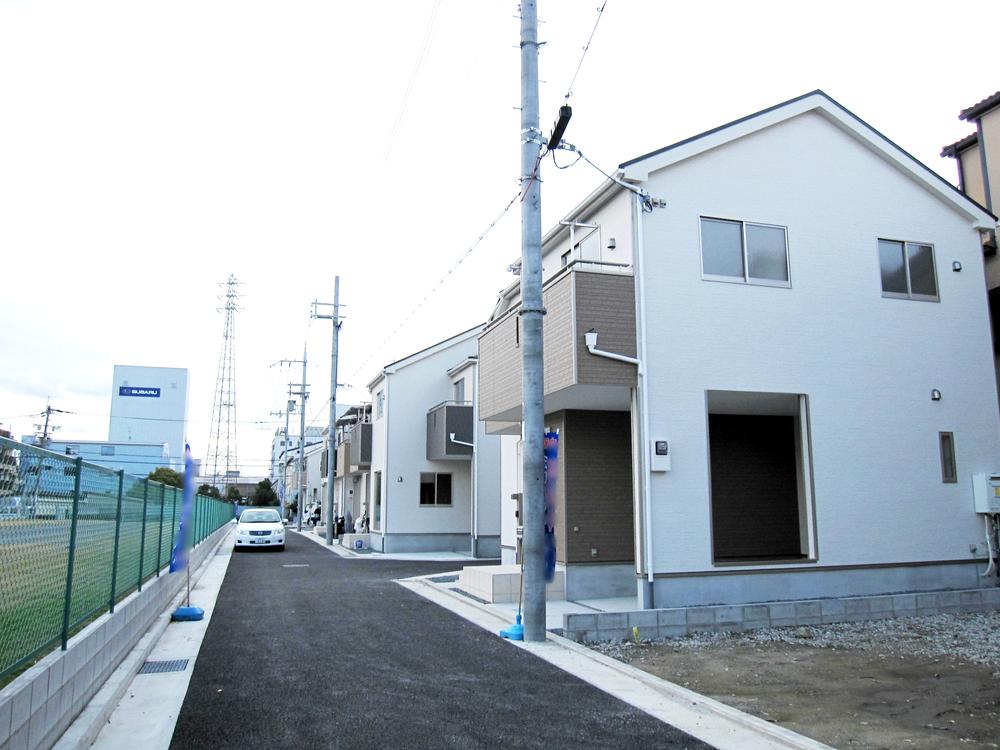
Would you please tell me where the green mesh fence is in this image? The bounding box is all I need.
[0,436,234,680]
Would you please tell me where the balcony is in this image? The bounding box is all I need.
[478,264,636,428]
[347,422,372,470]
[426,401,473,460]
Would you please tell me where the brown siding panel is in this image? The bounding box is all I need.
[559,410,635,564]
[478,270,636,422]
[575,272,637,387]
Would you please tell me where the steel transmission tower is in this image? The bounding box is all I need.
[206,274,241,492]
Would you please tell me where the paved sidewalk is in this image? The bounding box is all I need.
[168,531,710,749]
[89,541,234,750]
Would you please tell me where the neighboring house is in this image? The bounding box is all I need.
[269,426,325,487]
[366,326,501,556]
[478,90,1000,607]
[941,91,1000,396]
[332,404,373,532]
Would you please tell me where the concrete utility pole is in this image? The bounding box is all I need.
[270,396,296,519]
[298,346,308,533]
[519,0,546,642]
[274,358,308,531]
[311,276,342,546]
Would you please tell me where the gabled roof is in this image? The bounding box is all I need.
[960,91,1000,121]
[366,324,485,391]
[619,90,996,225]
[941,132,979,158]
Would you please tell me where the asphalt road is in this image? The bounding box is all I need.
[169,532,710,749]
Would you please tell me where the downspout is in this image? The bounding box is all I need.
[382,376,390,541]
[975,120,993,212]
[585,191,654,607]
[634,191,655,608]
[450,423,477,556]
[472,364,479,556]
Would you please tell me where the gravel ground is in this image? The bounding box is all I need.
[590,611,1000,749]
[591,611,1000,677]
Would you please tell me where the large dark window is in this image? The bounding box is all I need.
[701,217,789,286]
[419,473,452,506]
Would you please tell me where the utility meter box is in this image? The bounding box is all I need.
[650,440,671,472]
[972,473,1000,513]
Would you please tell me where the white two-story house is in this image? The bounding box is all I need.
[478,90,1000,608]
[367,326,502,556]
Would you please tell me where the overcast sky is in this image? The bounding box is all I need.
[0,0,995,477]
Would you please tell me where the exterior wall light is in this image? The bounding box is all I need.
[607,237,616,250]
[931,389,942,401]
[952,261,962,272]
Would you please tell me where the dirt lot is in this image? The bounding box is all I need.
[592,612,1000,750]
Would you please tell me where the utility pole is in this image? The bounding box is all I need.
[311,276,342,546]
[274,358,308,531]
[519,0,546,642]
[35,401,71,449]
[270,396,295,519]
[298,346,308,533]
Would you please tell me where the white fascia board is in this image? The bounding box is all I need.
[381,324,485,377]
[446,357,477,378]
[621,92,997,228]
[366,371,386,394]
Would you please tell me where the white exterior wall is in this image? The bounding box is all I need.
[638,110,1000,575]
[368,331,502,552]
[375,340,477,537]
[108,365,189,467]
[498,434,521,564]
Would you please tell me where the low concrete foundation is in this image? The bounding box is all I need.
[370,532,473,554]
[564,586,1000,643]
[459,565,565,603]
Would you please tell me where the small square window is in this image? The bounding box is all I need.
[101,445,115,456]
[878,238,938,301]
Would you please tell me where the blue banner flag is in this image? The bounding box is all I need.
[543,431,559,583]
[169,443,195,573]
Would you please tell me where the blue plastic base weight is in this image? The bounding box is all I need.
[171,605,205,621]
[499,613,524,641]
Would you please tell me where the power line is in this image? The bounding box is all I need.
[383,0,443,164]
[346,189,522,385]
[562,1,609,103]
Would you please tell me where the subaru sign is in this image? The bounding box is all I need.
[119,386,161,398]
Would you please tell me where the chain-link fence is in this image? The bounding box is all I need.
[0,435,233,681]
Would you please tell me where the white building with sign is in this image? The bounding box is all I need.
[108,365,189,470]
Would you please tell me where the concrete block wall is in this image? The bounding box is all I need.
[563,586,1000,643]
[0,523,231,750]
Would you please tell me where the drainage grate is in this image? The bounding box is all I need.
[429,575,459,584]
[138,659,189,675]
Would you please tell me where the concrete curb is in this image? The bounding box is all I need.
[399,574,834,750]
[52,528,234,750]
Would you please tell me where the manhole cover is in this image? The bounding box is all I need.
[138,659,189,674]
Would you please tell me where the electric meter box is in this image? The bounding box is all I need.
[972,472,1000,513]
[650,440,671,472]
